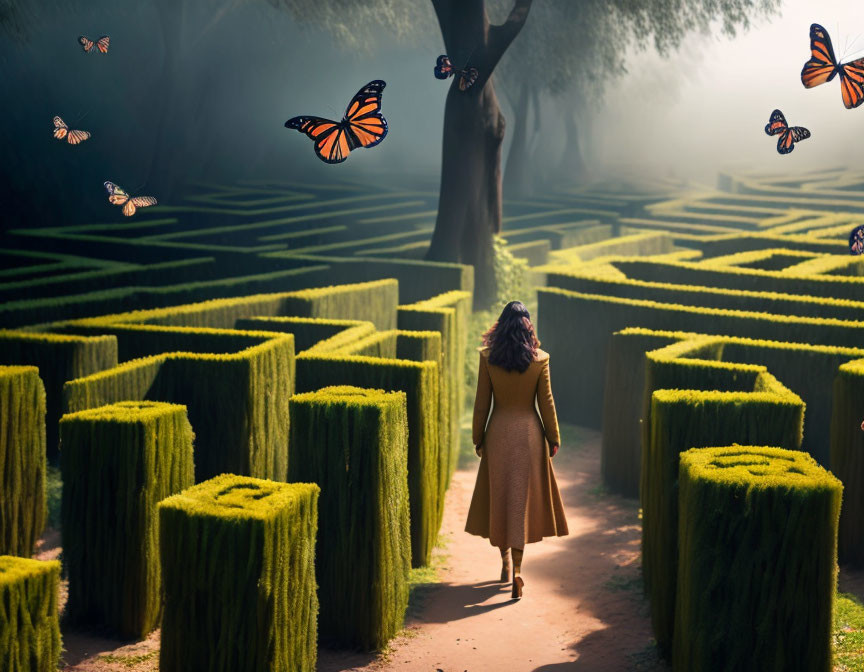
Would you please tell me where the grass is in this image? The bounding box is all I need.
[835,593,864,671]
[95,651,158,668]
[45,464,62,530]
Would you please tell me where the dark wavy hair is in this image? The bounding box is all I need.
[481,301,540,373]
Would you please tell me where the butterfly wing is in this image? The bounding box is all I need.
[78,36,94,52]
[776,125,810,155]
[285,116,352,164]
[53,116,68,140]
[96,36,110,53]
[67,129,91,145]
[435,55,454,79]
[123,196,156,217]
[344,80,388,149]
[458,67,479,91]
[764,109,788,136]
[838,58,864,109]
[802,23,839,88]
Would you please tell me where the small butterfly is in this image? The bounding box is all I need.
[434,55,479,91]
[78,35,109,54]
[284,80,388,164]
[104,181,157,217]
[801,24,864,109]
[52,116,91,145]
[764,109,810,155]
[850,225,864,255]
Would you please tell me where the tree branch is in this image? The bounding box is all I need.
[487,0,534,65]
[430,0,452,43]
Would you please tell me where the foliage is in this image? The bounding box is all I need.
[835,593,864,672]
[674,446,840,671]
[288,386,410,650]
[159,475,320,672]
[0,555,61,672]
[0,366,46,557]
[831,360,864,566]
[59,401,194,639]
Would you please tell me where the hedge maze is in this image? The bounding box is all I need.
[2,173,863,665]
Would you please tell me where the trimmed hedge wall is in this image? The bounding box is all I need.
[643,382,804,653]
[613,258,864,301]
[674,446,840,672]
[60,401,195,638]
[537,286,864,428]
[288,386,410,650]
[545,266,864,322]
[601,327,864,497]
[159,475,319,672]
[63,334,293,482]
[0,330,118,458]
[234,317,373,353]
[0,367,46,557]
[831,360,864,566]
[296,353,439,567]
[0,556,61,672]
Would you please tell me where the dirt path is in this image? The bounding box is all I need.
[318,425,666,672]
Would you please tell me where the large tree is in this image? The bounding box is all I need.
[269,0,534,308]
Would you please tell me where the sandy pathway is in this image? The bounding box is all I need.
[322,425,667,672]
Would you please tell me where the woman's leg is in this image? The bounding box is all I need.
[500,547,511,582]
[511,547,524,598]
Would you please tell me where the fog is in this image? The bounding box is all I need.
[0,0,861,230]
[593,0,864,185]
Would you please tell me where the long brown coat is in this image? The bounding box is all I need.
[465,347,569,549]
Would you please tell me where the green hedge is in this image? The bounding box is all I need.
[234,317,373,353]
[601,327,864,497]
[674,446,840,671]
[266,253,474,304]
[0,556,61,672]
[643,383,804,653]
[288,386,410,649]
[59,401,195,638]
[63,334,293,482]
[0,265,336,329]
[0,367,46,557]
[545,266,864,322]
[614,258,864,301]
[831,360,864,566]
[399,290,471,482]
[0,330,118,458]
[537,286,864,428]
[159,475,319,672]
[296,353,439,567]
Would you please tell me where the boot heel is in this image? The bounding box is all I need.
[511,576,524,599]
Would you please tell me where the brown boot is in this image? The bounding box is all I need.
[511,548,524,599]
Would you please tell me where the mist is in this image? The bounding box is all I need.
[0,0,861,232]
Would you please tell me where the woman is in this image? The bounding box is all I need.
[465,301,568,599]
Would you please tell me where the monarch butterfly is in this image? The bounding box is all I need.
[850,224,864,255]
[104,181,157,217]
[53,116,91,145]
[78,35,110,54]
[434,55,479,91]
[284,80,388,164]
[801,24,864,109]
[764,109,810,155]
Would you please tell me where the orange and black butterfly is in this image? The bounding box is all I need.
[104,181,157,217]
[434,55,479,91]
[801,24,864,109]
[78,35,110,54]
[284,80,388,164]
[764,109,810,155]
[52,116,91,145]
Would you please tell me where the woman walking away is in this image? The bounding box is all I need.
[465,301,568,600]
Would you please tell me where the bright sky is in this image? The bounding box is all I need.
[592,0,864,185]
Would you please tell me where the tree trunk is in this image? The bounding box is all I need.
[558,103,586,182]
[502,80,532,199]
[426,0,533,310]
